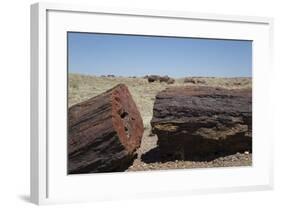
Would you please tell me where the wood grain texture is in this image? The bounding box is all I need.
[68,84,144,174]
[151,86,252,161]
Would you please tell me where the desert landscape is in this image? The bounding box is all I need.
[68,73,252,173]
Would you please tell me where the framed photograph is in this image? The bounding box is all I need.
[30,2,274,205]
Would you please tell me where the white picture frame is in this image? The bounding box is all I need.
[30,2,274,205]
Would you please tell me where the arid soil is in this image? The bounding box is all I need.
[68,73,252,172]
[128,129,251,171]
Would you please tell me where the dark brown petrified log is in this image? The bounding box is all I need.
[151,86,252,161]
[68,84,144,174]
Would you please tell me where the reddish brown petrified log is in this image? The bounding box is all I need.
[151,86,252,161]
[68,84,144,174]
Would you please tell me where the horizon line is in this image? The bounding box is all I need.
[68,72,252,78]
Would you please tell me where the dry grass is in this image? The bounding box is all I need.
[68,73,252,129]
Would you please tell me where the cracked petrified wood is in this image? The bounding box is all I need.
[68,84,144,174]
[151,86,252,161]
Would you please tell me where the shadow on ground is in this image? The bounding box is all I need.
[141,146,252,163]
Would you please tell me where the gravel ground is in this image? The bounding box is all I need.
[127,129,252,172]
[68,74,252,172]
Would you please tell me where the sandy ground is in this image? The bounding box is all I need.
[68,73,252,171]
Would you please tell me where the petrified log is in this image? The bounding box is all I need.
[147,75,161,83]
[147,75,175,84]
[68,84,144,174]
[151,86,252,161]
[159,75,170,83]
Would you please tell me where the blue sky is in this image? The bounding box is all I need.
[68,32,252,77]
